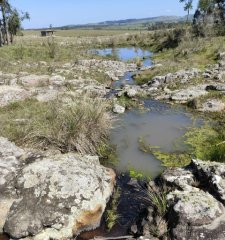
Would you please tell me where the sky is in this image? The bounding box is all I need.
[10,0,199,29]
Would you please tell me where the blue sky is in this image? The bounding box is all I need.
[10,0,199,29]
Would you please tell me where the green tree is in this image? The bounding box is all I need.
[8,9,30,43]
[180,0,193,22]
[0,0,10,45]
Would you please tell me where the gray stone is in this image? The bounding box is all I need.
[168,188,225,240]
[0,137,25,232]
[49,75,65,86]
[200,99,225,112]
[0,86,32,107]
[126,88,138,98]
[19,75,49,87]
[191,159,225,203]
[170,88,208,102]
[113,104,125,114]
[4,153,115,239]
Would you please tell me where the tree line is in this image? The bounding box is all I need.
[180,0,225,36]
[0,0,29,47]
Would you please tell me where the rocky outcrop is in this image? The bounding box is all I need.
[0,138,115,240]
[170,87,208,103]
[159,159,225,240]
[78,59,136,81]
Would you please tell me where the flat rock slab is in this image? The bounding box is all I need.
[0,86,32,107]
[170,89,208,102]
[4,153,115,240]
[200,99,225,112]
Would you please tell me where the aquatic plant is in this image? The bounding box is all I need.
[184,125,225,162]
[105,187,121,231]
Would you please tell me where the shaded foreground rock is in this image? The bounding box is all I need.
[0,137,25,232]
[160,160,225,240]
[0,138,115,240]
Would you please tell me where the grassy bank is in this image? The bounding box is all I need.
[0,96,112,155]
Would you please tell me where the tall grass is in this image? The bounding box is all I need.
[0,96,112,155]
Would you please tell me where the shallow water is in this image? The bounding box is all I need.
[92,47,152,88]
[92,47,152,64]
[110,100,201,178]
[94,47,202,178]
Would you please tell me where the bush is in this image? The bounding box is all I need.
[0,96,112,155]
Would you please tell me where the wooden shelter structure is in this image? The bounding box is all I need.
[41,30,55,37]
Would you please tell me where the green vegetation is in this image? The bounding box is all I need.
[117,95,141,109]
[143,184,168,238]
[98,143,118,166]
[184,125,225,162]
[105,188,121,231]
[0,96,112,155]
[134,34,225,85]
[153,151,191,167]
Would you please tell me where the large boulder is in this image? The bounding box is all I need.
[159,160,225,240]
[3,153,115,240]
[0,137,24,232]
[168,188,225,240]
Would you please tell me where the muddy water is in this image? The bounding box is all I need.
[92,47,202,178]
[110,100,201,178]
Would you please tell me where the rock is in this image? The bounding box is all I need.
[0,86,32,107]
[200,99,225,112]
[49,75,65,86]
[35,89,59,102]
[161,168,195,191]
[191,159,225,203]
[0,137,24,232]
[170,88,208,103]
[19,75,49,87]
[149,76,166,87]
[168,188,225,240]
[219,52,225,60]
[126,88,138,98]
[203,72,212,78]
[158,159,225,240]
[113,104,125,114]
[4,154,115,239]
[0,73,17,86]
[205,84,225,91]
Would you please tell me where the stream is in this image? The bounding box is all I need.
[77,47,203,239]
[93,47,201,178]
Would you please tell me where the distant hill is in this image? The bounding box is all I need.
[57,15,193,30]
